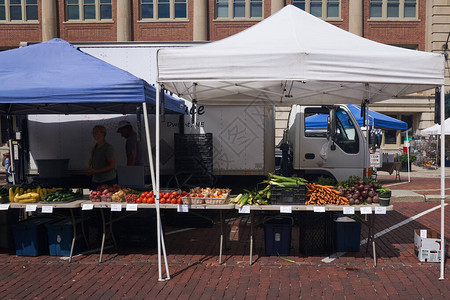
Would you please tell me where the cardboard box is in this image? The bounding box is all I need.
[414,229,445,263]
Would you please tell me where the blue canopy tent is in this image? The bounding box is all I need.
[0,38,185,115]
[305,104,407,130]
[0,38,180,274]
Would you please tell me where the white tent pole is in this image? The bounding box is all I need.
[142,101,170,281]
[439,84,445,280]
[406,130,410,182]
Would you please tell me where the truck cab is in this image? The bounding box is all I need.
[286,105,368,182]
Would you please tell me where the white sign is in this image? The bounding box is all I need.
[343,207,355,215]
[375,207,386,215]
[280,206,292,213]
[82,203,94,210]
[239,206,250,214]
[177,204,189,213]
[360,207,373,214]
[41,206,53,214]
[111,204,122,212]
[25,205,37,212]
[126,204,138,211]
[313,206,326,213]
[0,204,9,210]
[370,148,382,168]
[420,229,428,238]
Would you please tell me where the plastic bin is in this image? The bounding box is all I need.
[334,216,361,252]
[12,218,55,256]
[270,185,306,205]
[46,219,84,256]
[264,217,293,256]
[298,212,334,255]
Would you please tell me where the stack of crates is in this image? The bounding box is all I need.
[298,212,334,255]
[174,133,214,185]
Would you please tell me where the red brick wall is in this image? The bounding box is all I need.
[133,0,193,41]
[363,0,425,50]
[58,0,116,43]
[0,3,42,48]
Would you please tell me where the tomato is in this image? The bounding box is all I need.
[149,191,154,197]
[159,198,166,204]
[149,197,155,204]
[160,192,164,198]
[198,194,204,198]
[171,198,177,204]
[136,198,142,204]
[181,191,188,196]
[172,191,178,197]
[177,198,183,204]
[140,192,146,198]
[164,193,170,199]
[217,191,222,196]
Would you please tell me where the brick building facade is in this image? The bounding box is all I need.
[0,0,448,153]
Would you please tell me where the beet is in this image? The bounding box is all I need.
[358,184,364,191]
[361,190,368,198]
[373,195,379,203]
[355,199,360,204]
[358,196,364,202]
[366,197,373,204]
[364,185,370,191]
[349,198,355,205]
[368,190,375,197]
[358,180,364,186]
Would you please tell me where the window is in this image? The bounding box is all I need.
[66,0,112,21]
[292,0,340,19]
[369,0,416,19]
[140,0,187,20]
[215,0,263,19]
[304,107,359,154]
[0,0,38,22]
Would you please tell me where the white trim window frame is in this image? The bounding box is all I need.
[369,0,418,19]
[0,0,38,22]
[215,0,264,20]
[292,0,341,19]
[140,0,188,20]
[65,0,112,22]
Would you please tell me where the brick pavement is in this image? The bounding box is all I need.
[0,202,448,299]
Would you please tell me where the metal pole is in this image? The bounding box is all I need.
[439,84,445,280]
[406,130,410,182]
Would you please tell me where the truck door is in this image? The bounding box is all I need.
[300,106,365,181]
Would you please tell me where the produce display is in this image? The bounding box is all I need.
[7,183,63,203]
[231,174,307,207]
[305,183,348,205]
[43,189,82,202]
[89,184,131,202]
[334,176,381,205]
[183,187,231,204]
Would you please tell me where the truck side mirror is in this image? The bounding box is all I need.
[327,109,336,141]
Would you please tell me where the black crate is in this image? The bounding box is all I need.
[174,134,213,174]
[269,185,306,205]
[298,212,334,255]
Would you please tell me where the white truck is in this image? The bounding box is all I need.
[25,42,368,183]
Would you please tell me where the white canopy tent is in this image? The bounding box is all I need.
[154,5,446,279]
[421,118,450,135]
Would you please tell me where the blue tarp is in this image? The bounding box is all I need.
[0,38,185,115]
[305,104,407,130]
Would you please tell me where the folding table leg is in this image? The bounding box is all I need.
[99,208,106,263]
[69,208,76,263]
[219,210,224,264]
[250,211,254,265]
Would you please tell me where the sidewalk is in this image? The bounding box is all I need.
[377,165,450,202]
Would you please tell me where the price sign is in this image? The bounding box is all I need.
[420,229,427,238]
[111,204,122,212]
[360,207,372,214]
[343,206,355,215]
[239,205,250,214]
[25,205,37,212]
[126,204,138,211]
[280,206,292,213]
[374,207,386,215]
[313,206,326,213]
[177,204,189,213]
[82,203,94,210]
[0,204,9,210]
[41,206,53,214]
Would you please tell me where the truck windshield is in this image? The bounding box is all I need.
[304,107,359,154]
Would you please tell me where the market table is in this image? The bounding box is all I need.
[83,202,236,263]
[241,204,394,266]
[8,200,89,262]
